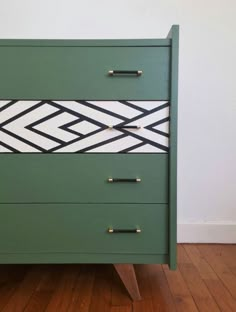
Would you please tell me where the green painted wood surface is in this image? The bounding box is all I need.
[0,46,170,100]
[0,203,168,255]
[0,38,171,47]
[0,154,168,203]
[0,253,168,264]
[167,25,179,270]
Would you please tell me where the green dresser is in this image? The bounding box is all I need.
[0,25,179,269]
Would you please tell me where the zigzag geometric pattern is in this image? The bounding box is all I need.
[0,100,169,153]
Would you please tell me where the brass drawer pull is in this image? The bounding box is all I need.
[108,70,143,76]
[108,125,142,129]
[108,227,141,234]
[107,178,141,183]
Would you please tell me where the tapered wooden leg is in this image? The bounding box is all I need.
[113,264,141,301]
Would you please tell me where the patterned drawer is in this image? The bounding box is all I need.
[0,204,168,254]
[0,46,170,100]
[0,100,169,153]
[0,154,168,203]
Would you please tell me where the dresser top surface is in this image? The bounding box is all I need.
[0,38,171,47]
[0,25,180,47]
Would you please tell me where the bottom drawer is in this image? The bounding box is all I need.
[0,204,168,255]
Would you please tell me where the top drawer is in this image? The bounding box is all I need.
[0,46,170,100]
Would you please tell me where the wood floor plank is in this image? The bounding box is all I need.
[133,299,154,312]
[184,244,236,311]
[178,244,192,264]
[203,279,236,312]
[197,244,236,298]
[89,265,112,312]
[163,264,198,311]
[210,244,236,275]
[110,306,131,312]
[1,265,44,312]
[23,265,64,312]
[44,264,80,312]
[67,265,95,312]
[0,265,29,311]
[178,246,220,311]
[182,244,217,280]
[145,264,176,312]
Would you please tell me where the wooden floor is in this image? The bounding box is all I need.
[0,244,235,311]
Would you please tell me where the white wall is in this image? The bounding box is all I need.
[0,0,235,242]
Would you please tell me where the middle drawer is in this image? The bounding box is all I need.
[0,154,168,203]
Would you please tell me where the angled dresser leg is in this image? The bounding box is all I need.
[113,264,141,301]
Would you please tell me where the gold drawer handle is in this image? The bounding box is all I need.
[107,178,141,183]
[108,70,143,76]
[108,227,141,234]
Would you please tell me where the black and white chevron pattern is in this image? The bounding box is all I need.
[0,100,169,153]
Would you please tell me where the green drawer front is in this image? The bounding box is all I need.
[0,154,168,203]
[0,204,168,254]
[0,46,170,100]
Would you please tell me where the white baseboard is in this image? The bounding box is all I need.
[177,222,236,243]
